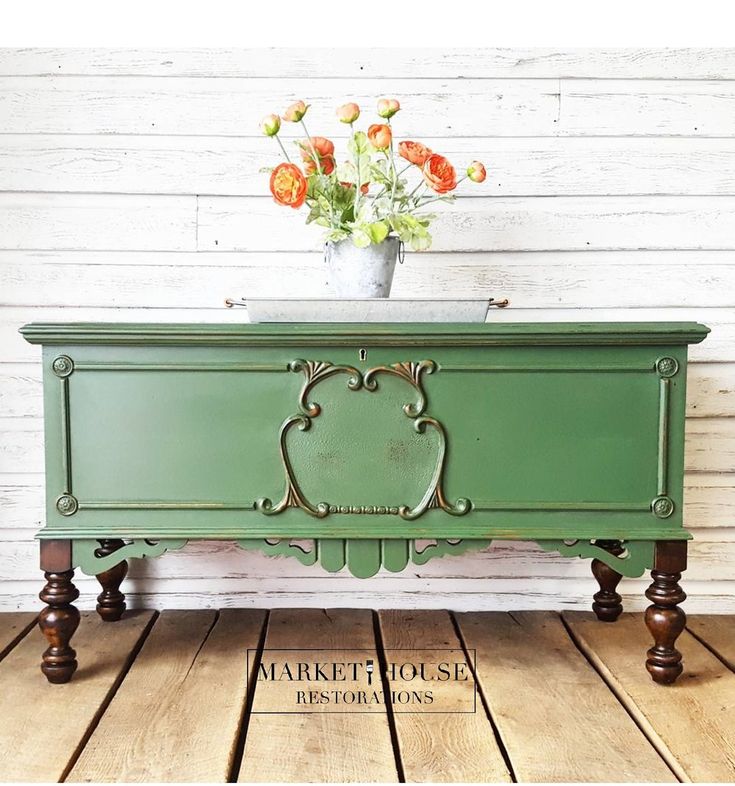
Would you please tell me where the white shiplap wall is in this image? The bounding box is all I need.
[1,48,734,613]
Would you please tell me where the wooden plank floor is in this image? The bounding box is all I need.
[1,610,735,783]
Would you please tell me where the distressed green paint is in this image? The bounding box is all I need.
[26,322,707,579]
[72,535,653,579]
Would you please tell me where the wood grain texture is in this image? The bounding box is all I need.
[3,75,735,137]
[0,77,559,137]
[238,608,398,783]
[377,609,510,783]
[198,195,735,252]
[0,610,154,782]
[69,609,266,783]
[0,610,36,659]
[686,614,735,670]
[3,48,735,79]
[3,251,735,308]
[5,136,735,196]
[455,610,675,782]
[0,193,196,251]
[564,611,735,782]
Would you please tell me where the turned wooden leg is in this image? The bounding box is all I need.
[39,569,80,683]
[95,539,128,622]
[645,541,687,685]
[592,539,624,622]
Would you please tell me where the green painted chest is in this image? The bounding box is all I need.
[21,320,708,684]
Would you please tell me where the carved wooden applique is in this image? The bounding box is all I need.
[256,359,471,520]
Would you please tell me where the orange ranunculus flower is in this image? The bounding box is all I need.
[304,154,335,176]
[299,137,335,175]
[282,100,308,122]
[367,123,392,150]
[269,163,308,208]
[422,154,457,194]
[336,102,360,123]
[467,161,487,183]
[377,98,400,119]
[302,137,335,158]
[398,140,433,167]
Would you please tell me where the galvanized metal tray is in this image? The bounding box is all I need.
[225,297,508,323]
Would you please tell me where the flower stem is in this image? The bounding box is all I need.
[387,118,398,212]
[351,121,361,218]
[274,135,291,162]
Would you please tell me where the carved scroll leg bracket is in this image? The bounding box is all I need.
[645,540,687,685]
[39,569,80,684]
[95,539,128,622]
[592,540,624,622]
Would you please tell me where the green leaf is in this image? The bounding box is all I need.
[351,228,372,248]
[348,131,369,157]
[365,221,390,244]
[409,231,432,251]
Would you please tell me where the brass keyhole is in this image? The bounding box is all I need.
[359,348,367,361]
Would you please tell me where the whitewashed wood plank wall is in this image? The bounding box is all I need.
[0,48,734,612]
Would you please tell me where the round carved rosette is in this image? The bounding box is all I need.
[52,355,74,378]
[651,496,675,518]
[56,494,78,516]
[656,357,679,378]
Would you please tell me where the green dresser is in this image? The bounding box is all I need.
[21,321,709,685]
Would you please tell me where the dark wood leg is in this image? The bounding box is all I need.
[645,540,687,685]
[39,569,80,683]
[592,539,624,622]
[95,539,128,622]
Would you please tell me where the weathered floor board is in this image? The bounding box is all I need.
[0,611,36,660]
[687,614,735,670]
[0,610,155,782]
[3,610,735,782]
[456,610,676,783]
[378,609,511,783]
[238,608,399,783]
[68,609,265,783]
[564,611,735,782]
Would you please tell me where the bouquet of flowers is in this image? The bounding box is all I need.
[261,98,487,251]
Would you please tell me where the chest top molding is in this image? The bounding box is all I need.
[19,321,710,348]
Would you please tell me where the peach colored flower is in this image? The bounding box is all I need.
[282,100,308,122]
[269,163,307,208]
[398,140,433,167]
[336,102,360,123]
[422,154,457,194]
[367,123,392,150]
[260,113,281,136]
[467,161,487,183]
[377,98,400,119]
[304,154,335,176]
[299,137,335,175]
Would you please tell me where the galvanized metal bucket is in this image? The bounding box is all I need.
[325,236,402,298]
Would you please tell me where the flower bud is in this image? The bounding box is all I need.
[282,100,308,122]
[336,102,360,123]
[367,123,392,150]
[260,113,281,137]
[377,98,400,119]
[467,161,487,183]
